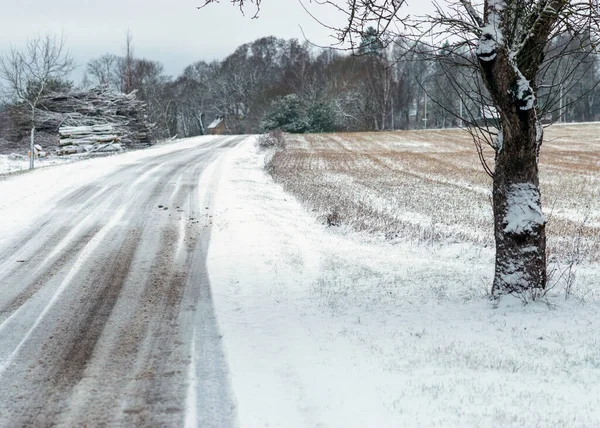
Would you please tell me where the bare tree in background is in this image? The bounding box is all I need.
[201,0,600,300]
[86,53,120,89]
[0,33,75,169]
[123,30,135,94]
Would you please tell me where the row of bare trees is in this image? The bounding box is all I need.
[120,33,599,137]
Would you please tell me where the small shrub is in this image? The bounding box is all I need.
[258,129,286,150]
[318,207,342,227]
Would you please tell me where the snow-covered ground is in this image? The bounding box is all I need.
[208,138,600,427]
[0,153,77,176]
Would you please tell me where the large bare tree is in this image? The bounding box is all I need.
[0,33,75,169]
[201,0,599,300]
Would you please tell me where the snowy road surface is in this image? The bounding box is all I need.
[0,136,242,427]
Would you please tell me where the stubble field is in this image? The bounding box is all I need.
[267,123,600,265]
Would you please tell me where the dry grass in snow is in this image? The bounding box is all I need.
[267,124,600,264]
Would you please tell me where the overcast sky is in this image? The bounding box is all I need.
[0,0,433,82]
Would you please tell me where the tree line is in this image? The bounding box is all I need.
[2,32,598,143]
[80,32,599,139]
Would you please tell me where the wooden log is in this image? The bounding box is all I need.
[57,146,80,155]
[59,125,116,136]
[58,135,120,146]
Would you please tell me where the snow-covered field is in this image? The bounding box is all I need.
[266,125,600,262]
[207,128,600,427]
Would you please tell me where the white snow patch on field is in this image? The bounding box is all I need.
[208,138,600,427]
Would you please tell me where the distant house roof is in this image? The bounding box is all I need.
[207,117,224,129]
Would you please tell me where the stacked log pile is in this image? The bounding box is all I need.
[10,86,155,151]
[57,125,122,155]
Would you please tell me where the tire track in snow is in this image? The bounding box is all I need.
[0,139,213,317]
[0,160,181,326]
[0,227,143,427]
[0,203,129,382]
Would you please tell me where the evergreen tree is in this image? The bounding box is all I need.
[307,101,336,132]
[261,94,308,133]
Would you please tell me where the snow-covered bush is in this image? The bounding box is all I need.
[261,94,308,134]
[261,95,337,134]
[258,129,286,150]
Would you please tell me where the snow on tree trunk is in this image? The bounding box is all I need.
[482,58,548,298]
[488,103,548,299]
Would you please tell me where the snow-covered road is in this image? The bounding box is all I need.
[0,136,242,427]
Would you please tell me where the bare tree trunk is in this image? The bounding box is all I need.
[29,126,35,170]
[181,114,189,137]
[492,116,546,297]
[29,105,36,169]
[195,112,205,135]
[479,49,548,298]
[124,30,134,94]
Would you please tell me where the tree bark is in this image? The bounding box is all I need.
[492,115,546,297]
[29,127,35,170]
[196,112,205,135]
[479,49,548,298]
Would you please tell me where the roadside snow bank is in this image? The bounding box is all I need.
[208,139,600,427]
[0,154,76,176]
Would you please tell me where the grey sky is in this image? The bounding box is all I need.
[0,0,432,81]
